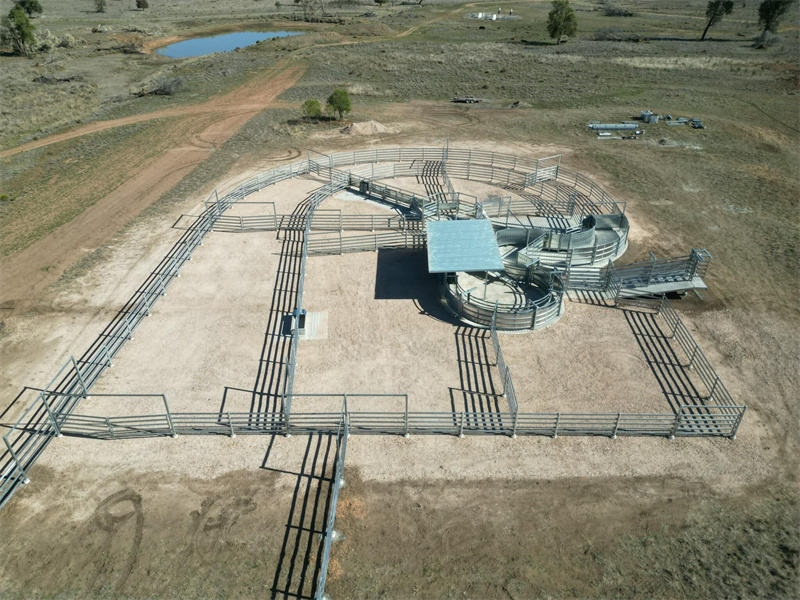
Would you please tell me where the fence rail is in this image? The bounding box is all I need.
[42,405,746,440]
[315,415,348,600]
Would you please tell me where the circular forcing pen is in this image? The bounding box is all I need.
[294,146,630,331]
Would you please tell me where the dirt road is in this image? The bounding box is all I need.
[0,60,305,160]
[0,60,306,312]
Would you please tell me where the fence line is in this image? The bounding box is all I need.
[1,160,312,511]
[315,414,348,600]
[44,405,746,440]
[2,148,736,517]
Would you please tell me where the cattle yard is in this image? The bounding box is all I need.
[0,144,751,599]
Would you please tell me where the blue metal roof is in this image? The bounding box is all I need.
[426,219,505,273]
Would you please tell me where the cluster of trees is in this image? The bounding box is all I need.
[702,0,794,40]
[1,1,41,56]
[302,89,352,121]
[2,1,156,55]
[545,0,795,43]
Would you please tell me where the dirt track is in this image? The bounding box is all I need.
[0,60,306,313]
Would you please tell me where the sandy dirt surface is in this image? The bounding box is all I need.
[0,60,306,315]
[503,302,676,414]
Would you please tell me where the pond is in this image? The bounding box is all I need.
[156,31,304,59]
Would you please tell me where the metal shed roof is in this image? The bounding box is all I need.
[426,219,505,273]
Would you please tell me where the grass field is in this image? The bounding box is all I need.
[0,1,798,598]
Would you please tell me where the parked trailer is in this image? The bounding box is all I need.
[452,96,479,103]
[588,123,640,131]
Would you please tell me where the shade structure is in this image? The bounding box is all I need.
[426,219,505,273]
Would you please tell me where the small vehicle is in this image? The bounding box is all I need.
[452,96,479,104]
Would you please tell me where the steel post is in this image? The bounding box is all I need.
[553,412,561,438]
[731,405,747,440]
[163,395,177,438]
[102,342,114,368]
[404,395,409,438]
[708,376,719,402]
[612,413,622,439]
[70,356,89,398]
[670,408,683,439]
[38,392,62,437]
[141,292,153,317]
[124,316,135,341]
[228,412,236,438]
[688,345,698,370]
[3,437,29,484]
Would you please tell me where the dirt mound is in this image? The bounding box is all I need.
[341,120,388,135]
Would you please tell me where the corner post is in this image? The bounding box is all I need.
[670,407,683,439]
[730,405,747,440]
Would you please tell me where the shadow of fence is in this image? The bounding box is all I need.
[265,434,336,600]
[624,308,706,413]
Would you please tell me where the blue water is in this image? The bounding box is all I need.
[156,31,303,58]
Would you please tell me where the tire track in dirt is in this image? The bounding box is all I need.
[0,59,304,159]
[0,61,306,312]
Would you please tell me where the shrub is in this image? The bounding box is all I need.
[597,0,633,16]
[95,0,107,13]
[753,30,782,47]
[136,0,149,9]
[302,98,323,119]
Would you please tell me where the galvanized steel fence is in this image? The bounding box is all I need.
[2,148,741,519]
[1,160,311,511]
[315,414,348,600]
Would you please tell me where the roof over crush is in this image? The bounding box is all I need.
[426,219,505,273]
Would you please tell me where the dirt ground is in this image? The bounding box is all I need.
[0,60,306,315]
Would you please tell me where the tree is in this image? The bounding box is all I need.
[1,6,36,56]
[701,0,734,40]
[375,0,388,5]
[95,0,107,13]
[15,0,42,18]
[275,1,281,10]
[326,89,351,120]
[757,0,794,32]
[302,98,322,120]
[546,0,577,42]
[136,0,149,9]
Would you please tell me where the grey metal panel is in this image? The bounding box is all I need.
[426,219,505,273]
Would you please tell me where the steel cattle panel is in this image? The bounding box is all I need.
[426,219,505,273]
